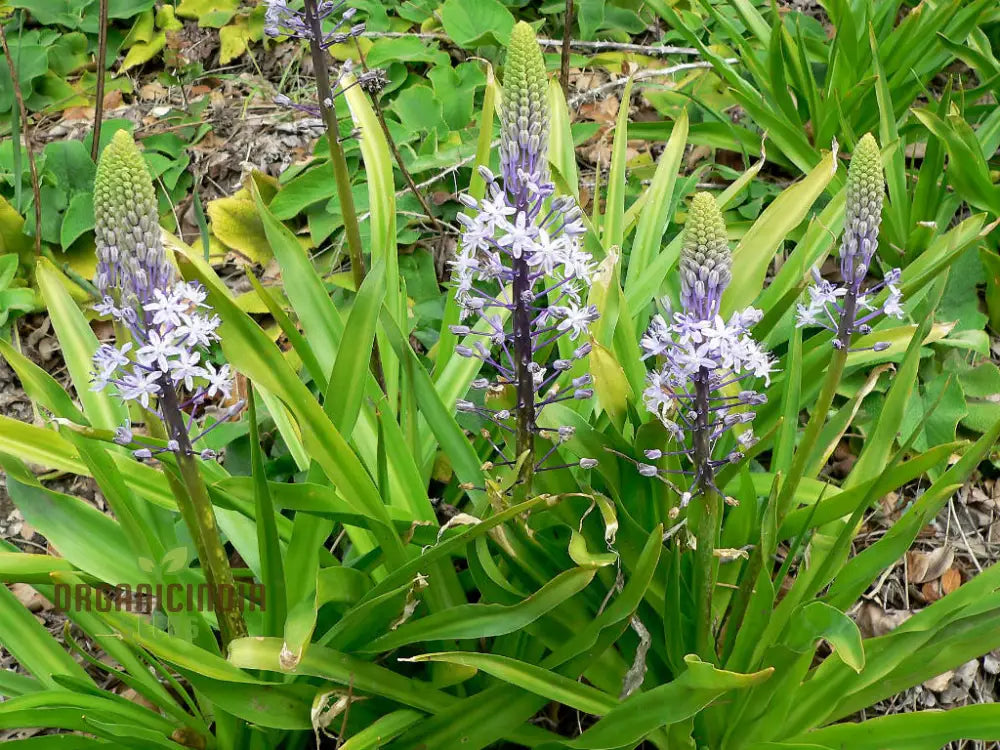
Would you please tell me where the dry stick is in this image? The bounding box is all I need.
[91,0,109,162]
[0,21,41,257]
[351,38,441,230]
[567,60,734,107]
[361,31,700,57]
[560,0,573,96]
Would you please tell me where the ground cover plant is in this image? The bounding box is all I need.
[1,0,1000,748]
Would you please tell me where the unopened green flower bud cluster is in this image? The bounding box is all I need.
[499,21,550,202]
[93,130,173,304]
[679,192,732,320]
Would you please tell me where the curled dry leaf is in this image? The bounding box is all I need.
[940,566,962,594]
[855,601,912,638]
[906,545,954,584]
[923,670,954,692]
[10,583,51,613]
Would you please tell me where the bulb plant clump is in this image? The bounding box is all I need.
[89,129,247,647]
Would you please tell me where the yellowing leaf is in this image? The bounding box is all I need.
[219,16,252,64]
[589,338,632,430]
[175,0,239,27]
[0,196,34,259]
[156,4,183,31]
[207,196,273,264]
[121,32,166,71]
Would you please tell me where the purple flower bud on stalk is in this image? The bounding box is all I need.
[265,1,380,118]
[264,0,365,49]
[796,134,903,348]
[638,193,772,501]
[90,132,237,461]
[449,23,596,492]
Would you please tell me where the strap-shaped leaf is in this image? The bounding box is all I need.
[35,259,126,430]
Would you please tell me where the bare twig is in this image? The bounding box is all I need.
[352,39,441,229]
[560,0,573,96]
[567,59,736,108]
[0,18,42,257]
[361,31,700,57]
[91,0,109,162]
[950,497,984,574]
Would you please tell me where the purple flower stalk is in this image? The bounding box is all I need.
[796,134,902,350]
[264,1,387,115]
[451,23,598,493]
[90,130,247,646]
[637,192,773,504]
[90,131,240,461]
[264,0,364,49]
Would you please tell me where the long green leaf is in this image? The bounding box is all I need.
[326,261,385,437]
[792,704,1000,750]
[344,72,401,409]
[601,79,633,253]
[624,109,688,300]
[363,567,596,652]
[408,652,615,716]
[551,657,771,749]
[35,259,125,430]
[721,150,837,315]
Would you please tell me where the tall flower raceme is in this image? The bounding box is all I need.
[89,130,247,646]
[451,22,598,494]
[91,131,240,461]
[637,193,773,506]
[796,133,902,349]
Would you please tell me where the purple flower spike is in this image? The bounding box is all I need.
[90,132,237,461]
[450,23,597,492]
[638,192,772,501]
[796,134,902,351]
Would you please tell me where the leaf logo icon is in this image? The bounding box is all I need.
[137,547,189,576]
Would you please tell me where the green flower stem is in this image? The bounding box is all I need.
[159,380,247,650]
[303,0,365,293]
[776,344,848,521]
[694,485,722,661]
